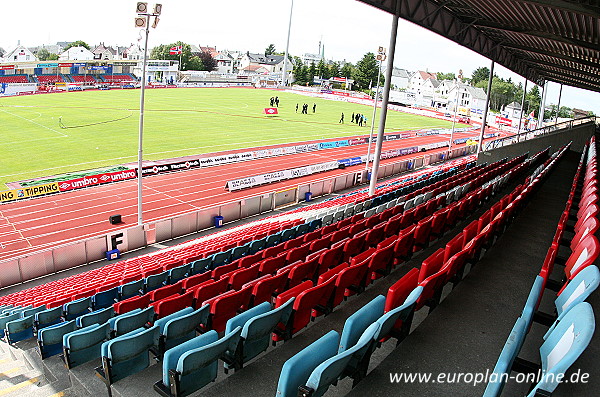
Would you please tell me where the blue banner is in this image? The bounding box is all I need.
[338,157,363,167]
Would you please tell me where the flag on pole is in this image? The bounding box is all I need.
[528,110,535,119]
[169,45,182,55]
[264,107,279,116]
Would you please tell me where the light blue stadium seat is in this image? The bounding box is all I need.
[224,299,295,371]
[63,322,110,369]
[145,271,169,293]
[0,313,21,339]
[482,317,528,397]
[190,257,212,275]
[265,233,282,248]
[5,315,35,343]
[63,296,91,321]
[230,245,249,262]
[521,275,544,331]
[97,325,160,387]
[119,279,144,300]
[169,263,192,284]
[302,323,379,397]
[248,238,267,255]
[77,307,115,328]
[34,306,63,331]
[374,286,423,344]
[527,302,595,396]
[280,228,296,242]
[212,251,231,268]
[155,327,242,397]
[276,330,340,397]
[38,320,77,359]
[108,306,154,337]
[155,305,209,358]
[339,295,385,352]
[543,265,600,340]
[296,223,310,236]
[92,287,119,310]
[308,218,322,232]
[22,305,47,318]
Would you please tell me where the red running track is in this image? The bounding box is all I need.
[0,131,492,261]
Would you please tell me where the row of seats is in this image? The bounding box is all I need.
[275,147,557,396]
[484,139,599,397]
[0,156,475,310]
[0,74,29,83]
[37,153,519,395]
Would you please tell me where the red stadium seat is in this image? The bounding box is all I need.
[114,294,151,315]
[153,291,194,320]
[192,278,229,309]
[149,281,182,302]
[208,286,253,333]
[259,255,287,276]
[181,272,211,292]
[251,270,289,307]
[228,265,261,291]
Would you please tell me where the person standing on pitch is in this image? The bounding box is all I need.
[270,97,274,107]
[275,96,280,107]
[313,103,317,113]
[339,113,344,123]
[296,103,299,113]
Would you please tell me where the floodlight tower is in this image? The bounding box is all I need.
[365,47,386,171]
[134,2,161,226]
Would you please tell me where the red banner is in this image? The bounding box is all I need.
[58,63,73,67]
[264,107,279,115]
[0,65,15,70]
[58,169,137,192]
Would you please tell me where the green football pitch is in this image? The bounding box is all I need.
[0,87,464,188]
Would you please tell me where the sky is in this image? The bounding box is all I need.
[1,0,598,114]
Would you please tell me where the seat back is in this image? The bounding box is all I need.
[5,315,34,343]
[290,281,336,336]
[565,234,600,279]
[92,287,119,310]
[339,295,385,352]
[63,322,111,369]
[64,296,91,320]
[113,306,155,336]
[376,287,423,341]
[169,263,192,283]
[385,268,420,312]
[155,291,194,320]
[276,330,340,397]
[149,281,182,302]
[238,298,295,366]
[119,278,144,300]
[531,302,595,395]
[176,327,242,396]
[305,323,379,397]
[159,306,209,353]
[77,307,115,328]
[483,317,528,397]
[555,265,600,319]
[38,320,77,358]
[210,286,253,333]
[144,270,169,293]
[101,325,160,384]
[34,306,63,331]
[251,271,289,307]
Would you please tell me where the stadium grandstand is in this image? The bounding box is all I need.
[0,1,598,397]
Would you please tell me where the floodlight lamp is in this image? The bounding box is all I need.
[136,2,148,13]
[153,3,162,15]
[135,17,146,28]
[378,46,385,54]
[151,17,160,28]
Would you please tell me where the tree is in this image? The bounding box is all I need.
[151,42,204,71]
[329,62,340,78]
[316,59,330,79]
[340,62,353,79]
[308,62,317,84]
[525,85,542,117]
[199,51,217,71]
[37,48,50,61]
[436,72,456,81]
[265,44,276,56]
[352,53,383,91]
[471,67,490,86]
[64,40,90,50]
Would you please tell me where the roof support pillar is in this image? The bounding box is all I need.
[517,78,528,140]
[477,59,494,156]
[538,80,548,129]
[555,84,563,126]
[368,0,400,197]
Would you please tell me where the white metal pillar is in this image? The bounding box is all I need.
[538,80,548,129]
[368,1,400,197]
[137,15,150,226]
[517,78,528,139]
[476,60,494,156]
[449,80,461,150]
[365,57,383,171]
[281,0,294,86]
[555,84,563,126]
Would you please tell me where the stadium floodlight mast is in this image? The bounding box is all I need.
[281,0,294,87]
[134,2,162,226]
[365,47,386,171]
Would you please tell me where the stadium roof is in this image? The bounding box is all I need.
[358,0,600,92]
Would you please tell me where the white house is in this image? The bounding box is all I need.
[59,46,94,61]
[2,45,36,63]
[122,44,144,60]
[503,101,523,120]
[382,67,410,90]
[407,70,437,96]
[239,52,285,75]
[447,83,488,114]
[214,51,235,74]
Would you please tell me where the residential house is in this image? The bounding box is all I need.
[239,52,285,75]
[382,67,410,90]
[92,43,117,60]
[2,45,36,63]
[122,44,144,60]
[503,101,523,120]
[447,83,488,114]
[59,46,94,61]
